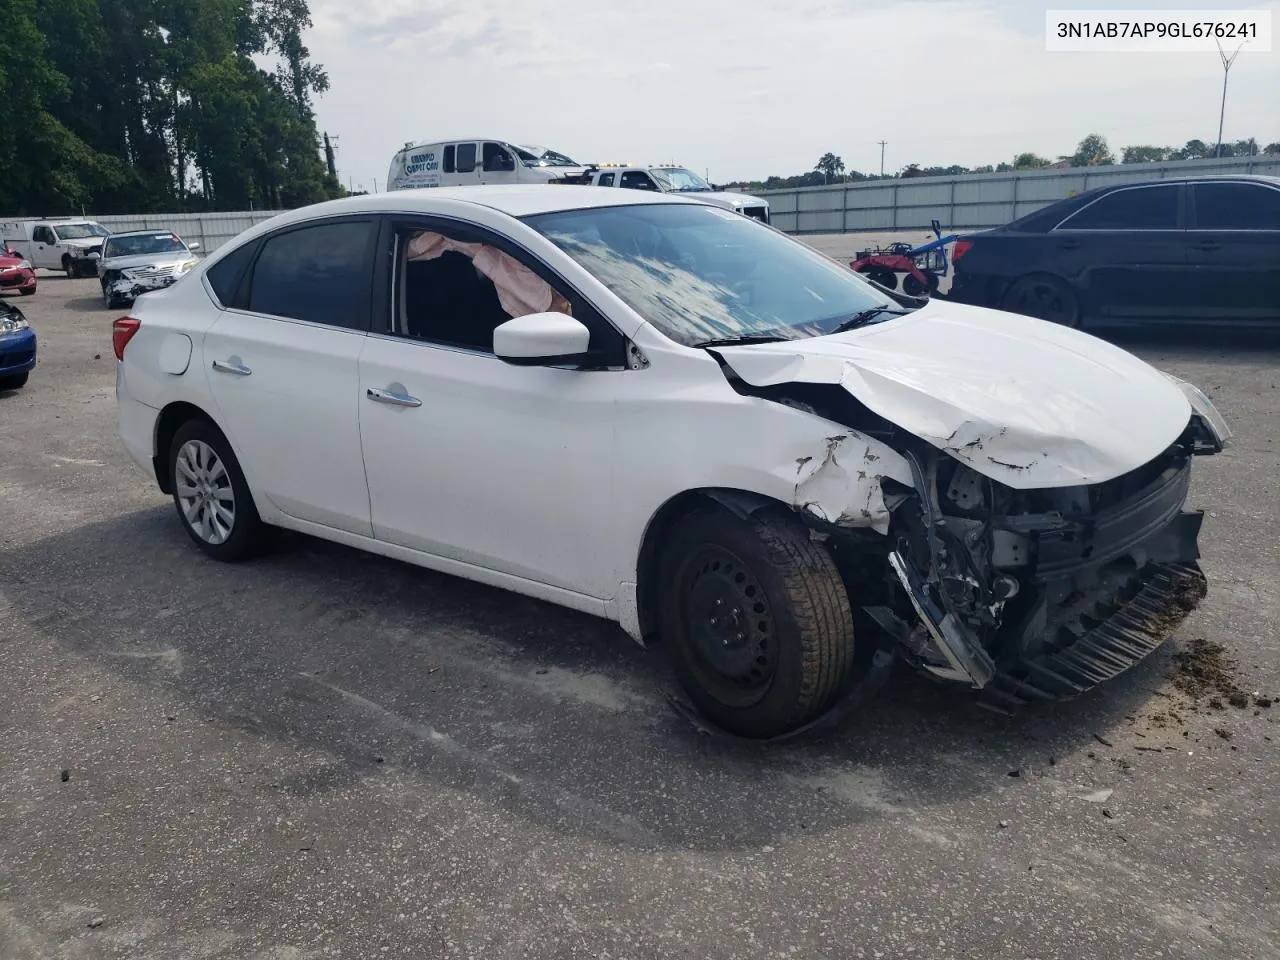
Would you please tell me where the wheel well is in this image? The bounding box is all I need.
[152,402,218,494]
[633,488,787,641]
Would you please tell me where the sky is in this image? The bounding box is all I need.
[305,0,1280,190]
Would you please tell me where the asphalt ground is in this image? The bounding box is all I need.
[1,272,1277,960]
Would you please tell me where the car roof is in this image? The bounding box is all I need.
[275,185,701,222]
[107,229,184,238]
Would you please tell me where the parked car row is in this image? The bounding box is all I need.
[113,184,1229,738]
[946,174,1280,326]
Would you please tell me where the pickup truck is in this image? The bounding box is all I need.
[586,166,771,223]
[0,218,111,277]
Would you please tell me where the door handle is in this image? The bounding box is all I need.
[211,358,252,376]
[366,386,422,408]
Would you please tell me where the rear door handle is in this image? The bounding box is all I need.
[366,386,422,408]
[211,358,252,376]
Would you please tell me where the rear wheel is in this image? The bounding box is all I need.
[168,419,266,562]
[0,372,29,390]
[656,507,856,738]
[1001,274,1081,328]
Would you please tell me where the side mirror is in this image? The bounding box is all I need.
[493,312,591,366]
[87,251,101,260]
[187,241,201,251]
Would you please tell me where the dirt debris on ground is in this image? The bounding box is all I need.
[1171,637,1250,706]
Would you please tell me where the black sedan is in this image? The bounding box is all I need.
[945,174,1280,327]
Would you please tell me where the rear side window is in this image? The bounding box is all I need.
[206,241,257,307]
[443,145,456,173]
[1057,185,1179,230]
[1193,182,1280,230]
[246,221,374,330]
[456,143,477,173]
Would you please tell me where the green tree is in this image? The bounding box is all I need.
[1067,134,1114,167]
[1012,152,1049,169]
[1121,145,1169,164]
[815,152,845,183]
[1265,142,1280,155]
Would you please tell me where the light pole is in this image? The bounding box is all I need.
[878,140,887,177]
[1214,38,1247,158]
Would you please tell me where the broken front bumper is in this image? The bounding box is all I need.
[107,273,179,300]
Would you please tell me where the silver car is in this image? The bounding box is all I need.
[96,230,201,309]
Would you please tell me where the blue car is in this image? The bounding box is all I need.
[0,299,35,390]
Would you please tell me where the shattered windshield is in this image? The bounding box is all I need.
[55,223,110,239]
[515,145,580,168]
[651,167,713,192]
[525,204,898,347]
[104,233,188,259]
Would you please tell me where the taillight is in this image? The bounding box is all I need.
[112,316,141,360]
[952,239,973,261]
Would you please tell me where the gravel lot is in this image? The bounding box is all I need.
[1,274,1277,960]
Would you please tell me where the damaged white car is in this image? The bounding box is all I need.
[97,230,201,310]
[114,187,1229,739]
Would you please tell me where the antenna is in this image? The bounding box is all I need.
[1214,38,1247,158]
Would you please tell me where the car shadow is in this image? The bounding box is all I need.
[1,505,1192,852]
[63,296,111,313]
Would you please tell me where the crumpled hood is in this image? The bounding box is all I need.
[697,191,768,209]
[715,300,1192,489]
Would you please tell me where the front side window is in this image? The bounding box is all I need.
[246,220,373,329]
[525,204,895,347]
[1193,181,1280,230]
[598,172,615,187]
[394,226,575,352]
[483,142,515,172]
[1057,185,1179,230]
[33,227,54,243]
[620,171,659,191]
[104,233,188,259]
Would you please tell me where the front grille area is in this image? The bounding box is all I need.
[0,273,29,287]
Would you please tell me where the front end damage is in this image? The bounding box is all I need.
[713,350,1230,716]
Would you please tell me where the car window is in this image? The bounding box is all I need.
[443,145,456,174]
[620,171,658,190]
[246,221,374,329]
[1057,185,1179,230]
[104,233,187,258]
[525,203,893,347]
[456,143,477,174]
[393,226,577,353]
[482,142,514,172]
[206,241,259,308]
[598,172,615,187]
[34,227,53,243]
[1193,181,1280,230]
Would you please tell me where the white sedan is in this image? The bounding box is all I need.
[114,186,1230,739]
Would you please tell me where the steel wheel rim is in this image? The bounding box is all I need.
[175,440,235,545]
[679,544,777,708]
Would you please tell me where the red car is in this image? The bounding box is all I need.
[0,245,36,296]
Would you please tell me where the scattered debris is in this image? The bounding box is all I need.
[59,769,69,783]
[1007,769,1021,778]
[1048,756,1056,766]
[1093,733,1114,747]
[998,820,1009,829]
[1102,809,1115,819]
[373,755,385,764]
[1080,788,1113,804]
[1134,746,1163,753]
[1213,728,1233,741]
[1172,638,1249,708]
[1257,696,1273,709]
[428,665,441,675]
[93,353,101,360]
[535,668,549,675]
[87,917,104,929]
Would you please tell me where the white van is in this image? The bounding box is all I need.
[387,139,594,191]
[0,218,111,277]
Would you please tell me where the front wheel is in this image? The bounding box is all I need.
[168,419,267,562]
[19,287,34,296]
[0,372,29,390]
[656,507,856,738]
[103,283,121,310]
[1001,274,1081,328]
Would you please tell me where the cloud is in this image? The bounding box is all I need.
[308,0,1280,189]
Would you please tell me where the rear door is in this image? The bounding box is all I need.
[1186,179,1280,322]
[1050,183,1190,321]
[442,141,481,186]
[202,217,378,536]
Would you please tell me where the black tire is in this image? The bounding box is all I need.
[0,372,29,390]
[103,283,121,310]
[19,287,34,296]
[862,267,897,290]
[62,256,75,279]
[656,507,856,738]
[902,273,928,297]
[1001,274,1081,328]
[168,418,267,562]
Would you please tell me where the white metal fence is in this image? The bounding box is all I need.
[92,210,284,254]
[760,155,1280,234]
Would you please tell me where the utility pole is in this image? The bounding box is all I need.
[1214,39,1247,158]
[878,141,887,177]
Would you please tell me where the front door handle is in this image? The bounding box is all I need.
[212,358,252,376]
[366,386,422,408]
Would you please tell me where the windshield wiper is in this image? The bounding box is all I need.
[694,334,792,349]
[829,306,910,335]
